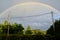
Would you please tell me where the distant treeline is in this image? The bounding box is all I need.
[0,19,60,40]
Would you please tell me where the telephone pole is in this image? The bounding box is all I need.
[8,12,10,36]
[51,11,55,34]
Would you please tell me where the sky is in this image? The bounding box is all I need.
[0,0,60,13]
[0,0,60,30]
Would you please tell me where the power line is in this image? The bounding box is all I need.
[0,12,51,19]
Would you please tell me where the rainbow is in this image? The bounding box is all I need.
[0,2,59,17]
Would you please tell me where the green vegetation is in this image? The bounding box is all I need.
[0,19,60,40]
[46,19,60,40]
[25,25,33,34]
[0,21,24,34]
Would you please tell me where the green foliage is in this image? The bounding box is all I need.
[9,23,24,34]
[47,20,60,36]
[0,20,24,34]
[25,30,33,35]
[0,24,3,34]
[0,35,45,40]
[46,19,60,40]
[26,25,31,30]
[0,20,57,40]
[33,30,46,36]
[33,30,41,35]
[4,20,8,25]
[0,23,46,40]
[25,25,33,35]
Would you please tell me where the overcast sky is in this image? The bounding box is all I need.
[0,0,60,30]
[0,0,60,13]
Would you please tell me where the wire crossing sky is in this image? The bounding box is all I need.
[0,1,60,30]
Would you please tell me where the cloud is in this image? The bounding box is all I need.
[0,1,60,30]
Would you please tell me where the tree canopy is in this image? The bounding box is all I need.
[47,20,60,36]
[0,21,24,34]
[25,25,33,35]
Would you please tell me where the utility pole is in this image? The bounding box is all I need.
[51,11,55,34]
[8,12,10,36]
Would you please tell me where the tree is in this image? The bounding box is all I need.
[46,20,60,40]
[47,20,60,36]
[25,25,33,35]
[33,30,41,35]
[10,23,24,34]
[0,21,24,34]
[4,20,8,25]
[0,24,3,34]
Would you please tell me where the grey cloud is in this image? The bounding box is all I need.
[0,0,60,30]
